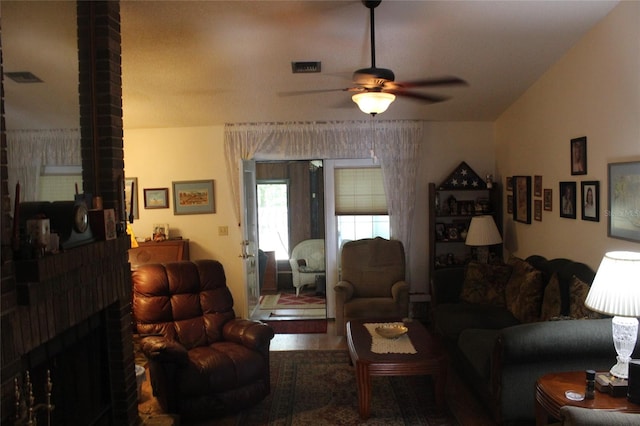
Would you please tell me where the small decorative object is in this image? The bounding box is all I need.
[485,174,493,189]
[125,177,139,220]
[581,181,600,222]
[438,161,486,190]
[447,225,459,241]
[447,195,457,215]
[571,136,587,175]
[564,390,584,401]
[375,324,408,339]
[173,180,216,215]
[512,176,532,224]
[26,218,50,254]
[144,188,169,209]
[435,223,446,241]
[152,223,169,241]
[608,161,640,242]
[506,176,513,191]
[543,188,553,211]
[585,251,640,379]
[559,181,577,219]
[534,175,542,197]
[585,370,595,399]
[89,208,117,240]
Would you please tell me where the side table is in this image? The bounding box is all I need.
[535,371,640,425]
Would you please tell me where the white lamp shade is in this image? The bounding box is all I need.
[585,251,640,317]
[352,92,395,115]
[465,215,502,246]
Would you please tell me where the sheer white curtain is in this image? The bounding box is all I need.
[7,129,81,204]
[224,120,422,257]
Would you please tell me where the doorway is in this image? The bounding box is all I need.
[250,160,327,322]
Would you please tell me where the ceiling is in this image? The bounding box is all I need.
[3,0,619,130]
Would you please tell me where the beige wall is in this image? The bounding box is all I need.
[124,125,248,313]
[495,1,640,270]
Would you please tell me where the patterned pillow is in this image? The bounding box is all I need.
[460,262,513,306]
[505,256,545,323]
[570,275,603,319]
[540,273,562,321]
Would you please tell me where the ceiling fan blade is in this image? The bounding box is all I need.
[388,90,450,103]
[277,88,346,97]
[389,76,468,90]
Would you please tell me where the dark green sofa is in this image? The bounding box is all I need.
[431,255,640,425]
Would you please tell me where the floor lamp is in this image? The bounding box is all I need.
[465,215,502,263]
[585,251,640,379]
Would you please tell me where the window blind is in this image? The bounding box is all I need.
[335,168,387,215]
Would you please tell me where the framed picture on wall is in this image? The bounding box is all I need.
[512,175,531,224]
[608,161,640,242]
[534,175,542,197]
[581,181,599,222]
[571,136,587,175]
[559,181,577,219]
[543,189,553,211]
[173,180,215,215]
[534,199,542,221]
[144,188,169,209]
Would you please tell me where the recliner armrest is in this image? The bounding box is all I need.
[334,280,355,302]
[223,319,275,350]
[140,336,189,364]
[391,280,409,301]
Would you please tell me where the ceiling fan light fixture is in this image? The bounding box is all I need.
[352,92,395,116]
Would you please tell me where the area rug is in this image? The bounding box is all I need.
[264,319,328,334]
[259,292,326,310]
[209,350,458,426]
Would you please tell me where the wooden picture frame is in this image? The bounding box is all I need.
[534,175,542,197]
[571,136,587,175]
[173,179,216,215]
[512,176,531,224]
[534,199,542,221]
[143,187,169,209]
[543,189,553,211]
[152,223,169,241]
[506,176,513,192]
[435,223,446,241]
[581,181,599,222]
[507,195,513,214]
[559,181,577,219]
[608,161,640,242]
[124,177,139,219]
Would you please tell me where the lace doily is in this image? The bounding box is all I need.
[364,322,417,354]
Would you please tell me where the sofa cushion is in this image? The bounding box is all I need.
[458,328,501,382]
[460,262,513,306]
[505,256,544,323]
[569,275,603,319]
[540,273,562,321]
[433,302,520,343]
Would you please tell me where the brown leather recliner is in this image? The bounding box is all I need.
[132,260,274,421]
[334,237,409,336]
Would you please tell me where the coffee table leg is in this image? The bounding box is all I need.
[355,361,372,419]
[434,367,447,407]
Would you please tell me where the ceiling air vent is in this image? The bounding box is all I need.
[4,71,43,83]
[291,61,321,74]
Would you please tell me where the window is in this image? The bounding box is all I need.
[334,167,389,249]
[38,165,82,201]
[257,181,289,260]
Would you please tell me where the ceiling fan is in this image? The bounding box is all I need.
[282,0,468,116]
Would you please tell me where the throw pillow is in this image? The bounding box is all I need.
[460,262,512,306]
[570,275,603,319]
[540,273,562,321]
[505,256,545,323]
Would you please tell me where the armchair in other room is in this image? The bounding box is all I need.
[132,260,274,422]
[334,237,409,335]
[288,238,325,296]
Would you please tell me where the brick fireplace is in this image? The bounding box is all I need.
[1,1,137,424]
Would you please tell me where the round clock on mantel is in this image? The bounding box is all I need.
[73,202,89,233]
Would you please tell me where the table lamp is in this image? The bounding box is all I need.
[465,215,502,263]
[584,251,640,379]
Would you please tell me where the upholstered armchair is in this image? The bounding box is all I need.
[132,260,274,422]
[334,237,409,336]
[288,238,325,296]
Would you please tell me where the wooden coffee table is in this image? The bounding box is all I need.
[535,371,640,425]
[346,319,448,420]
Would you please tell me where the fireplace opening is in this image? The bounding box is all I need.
[18,310,112,425]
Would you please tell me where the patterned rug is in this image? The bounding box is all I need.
[210,350,458,426]
[259,292,326,310]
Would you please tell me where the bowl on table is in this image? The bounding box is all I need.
[375,324,408,339]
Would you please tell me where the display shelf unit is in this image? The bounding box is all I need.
[428,163,502,277]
